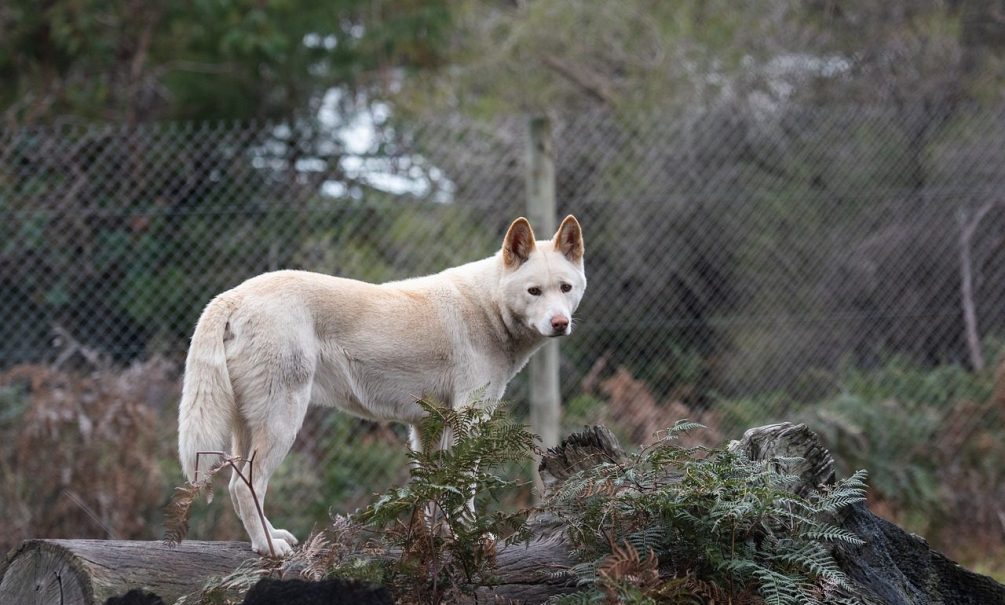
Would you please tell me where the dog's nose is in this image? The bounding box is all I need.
[551,315,569,333]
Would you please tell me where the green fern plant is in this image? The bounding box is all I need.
[350,398,536,603]
[548,420,872,605]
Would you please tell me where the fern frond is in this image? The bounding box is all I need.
[623,525,667,554]
[563,559,601,586]
[815,470,869,513]
[725,559,808,605]
[768,541,849,583]
[661,419,707,439]
[162,477,213,546]
[801,526,866,546]
[548,590,601,605]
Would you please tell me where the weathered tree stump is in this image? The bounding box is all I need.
[473,533,576,603]
[836,501,1005,605]
[728,422,836,497]
[0,540,254,604]
[538,424,627,486]
[4,423,1003,604]
[729,422,1005,605]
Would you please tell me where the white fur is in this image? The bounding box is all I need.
[177,216,586,556]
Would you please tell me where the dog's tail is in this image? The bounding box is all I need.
[178,295,239,483]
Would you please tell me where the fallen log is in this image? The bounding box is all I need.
[0,540,254,604]
[3,424,1003,604]
[472,533,576,603]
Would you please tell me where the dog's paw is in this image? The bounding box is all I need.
[252,537,294,558]
[271,528,298,545]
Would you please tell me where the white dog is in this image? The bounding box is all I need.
[178,215,586,555]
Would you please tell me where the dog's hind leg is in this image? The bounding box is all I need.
[229,421,251,531]
[232,379,312,557]
[228,420,300,549]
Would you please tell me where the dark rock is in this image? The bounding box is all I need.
[104,589,165,605]
[240,577,393,605]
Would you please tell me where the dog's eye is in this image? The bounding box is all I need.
[560,283,572,293]
[527,287,542,296]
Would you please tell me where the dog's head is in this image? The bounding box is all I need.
[499,215,586,338]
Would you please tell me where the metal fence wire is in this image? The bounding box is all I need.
[2,105,1005,553]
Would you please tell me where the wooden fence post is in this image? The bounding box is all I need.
[526,116,560,501]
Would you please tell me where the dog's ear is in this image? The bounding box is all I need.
[553,215,584,263]
[502,217,537,269]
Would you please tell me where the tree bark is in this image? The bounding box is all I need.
[474,533,577,603]
[958,202,994,371]
[728,422,836,497]
[0,540,254,604]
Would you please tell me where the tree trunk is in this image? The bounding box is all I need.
[473,533,577,603]
[0,540,254,604]
[958,203,994,371]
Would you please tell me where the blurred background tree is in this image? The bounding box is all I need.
[4,0,1005,391]
[4,1,1004,122]
[391,0,1005,400]
[400,0,1005,114]
[0,0,452,124]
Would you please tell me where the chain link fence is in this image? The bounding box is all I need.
[3,105,1005,563]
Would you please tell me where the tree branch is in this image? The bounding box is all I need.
[541,55,616,106]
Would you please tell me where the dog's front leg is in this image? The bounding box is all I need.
[459,430,497,548]
[409,423,456,535]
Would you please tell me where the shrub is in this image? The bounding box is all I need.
[798,358,1005,567]
[0,362,175,552]
[547,421,870,605]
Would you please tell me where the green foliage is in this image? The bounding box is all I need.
[311,416,410,520]
[803,393,942,518]
[353,399,535,601]
[0,0,455,121]
[293,204,494,283]
[666,353,1005,575]
[2,145,496,361]
[0,383,29,425]
[835,356,992,409]
[563,394,607,430]
[713,392,794,433]
[547,421,871,605]
[793,357,996,531]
